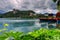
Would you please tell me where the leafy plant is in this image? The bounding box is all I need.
[0,28,60,40]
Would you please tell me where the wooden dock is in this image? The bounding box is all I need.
[40,18,60,20]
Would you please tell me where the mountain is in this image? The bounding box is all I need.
[0,10,5,14]
[0,10,36,18]
[0,9,57,18]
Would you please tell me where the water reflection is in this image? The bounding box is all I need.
[0,19,41,32]
[0,19,57,33]
[48,20,57,29]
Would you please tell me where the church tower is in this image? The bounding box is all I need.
[13,9,17,14]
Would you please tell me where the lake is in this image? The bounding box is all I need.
[0,18,56,33]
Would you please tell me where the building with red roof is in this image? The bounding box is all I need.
[56,12,60,17]
[56,12,60,20]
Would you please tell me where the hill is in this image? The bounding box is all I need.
[0,10,39,18]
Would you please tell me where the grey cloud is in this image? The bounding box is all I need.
[0,0,57,13]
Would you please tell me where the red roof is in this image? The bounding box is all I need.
[56,12,60,17]
[39,12,60,20]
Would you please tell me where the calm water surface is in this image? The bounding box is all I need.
[0,18,56,33]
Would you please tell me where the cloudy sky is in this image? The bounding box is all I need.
[0,0,58,14]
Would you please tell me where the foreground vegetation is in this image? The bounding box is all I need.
[0,28,60,40]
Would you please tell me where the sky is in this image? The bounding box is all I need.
[0,0,58,14]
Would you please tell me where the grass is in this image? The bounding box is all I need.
[0,28,60,40]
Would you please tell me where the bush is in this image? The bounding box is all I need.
[0,28,60,40]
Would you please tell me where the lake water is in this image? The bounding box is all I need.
[0,18,56,33]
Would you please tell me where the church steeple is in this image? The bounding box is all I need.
[13,9,17,14]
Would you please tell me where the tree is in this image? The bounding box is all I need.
[53,0,57,2]
[52,0,60,11]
